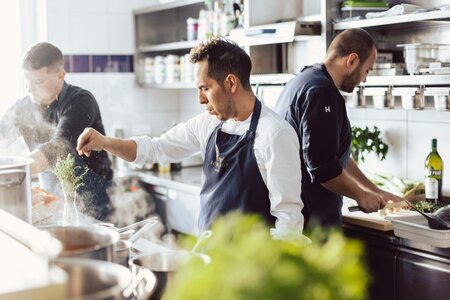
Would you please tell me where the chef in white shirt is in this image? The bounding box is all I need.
[77,37,309,242]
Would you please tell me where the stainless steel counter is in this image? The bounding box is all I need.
[115,167,203,236]
[114,167,202,195]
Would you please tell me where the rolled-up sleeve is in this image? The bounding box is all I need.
[297,88,343,183]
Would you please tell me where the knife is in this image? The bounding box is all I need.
[348,200,407,213]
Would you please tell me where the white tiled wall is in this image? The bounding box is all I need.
[46,0,180,138]
[348,107,450,195]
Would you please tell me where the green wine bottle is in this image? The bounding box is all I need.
[424,138,443,206]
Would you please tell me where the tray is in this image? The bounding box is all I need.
[389,214,450,248]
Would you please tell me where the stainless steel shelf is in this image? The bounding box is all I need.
[333,9,450,30]
[293,35,322,42]
[133,0,203,14]
[360,75,450,87]
[140,82,196,89]
[139,40,200,52]
[138,35,321,53]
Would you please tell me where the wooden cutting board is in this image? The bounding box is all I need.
[342,207,418,231]
[342,211,393,231]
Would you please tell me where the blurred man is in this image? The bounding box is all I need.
[275,28,403,228]
[77,38,309,242]
[0,42,113,220]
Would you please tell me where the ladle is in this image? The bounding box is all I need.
[403,198,450,230]
[191,230,212,253]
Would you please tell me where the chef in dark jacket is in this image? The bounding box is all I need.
[0,42,113,220]
[275,28,403,228]
[77,38,309,242]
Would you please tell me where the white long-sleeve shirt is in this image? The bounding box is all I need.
[131,105,305,240]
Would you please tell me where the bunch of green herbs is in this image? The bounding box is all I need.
[352,126,388,163]
[413,201,440,213]
[53,153,88,194]
[165,213,369,300]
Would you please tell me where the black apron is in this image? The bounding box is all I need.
[199,99,275,230]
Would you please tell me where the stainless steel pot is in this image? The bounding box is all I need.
[114,239,131,267]
[40,226,120,262]
[0,156,33,223]
[130,250,210,300]
[55,257,133,300]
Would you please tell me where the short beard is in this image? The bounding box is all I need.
[340,66,361,93]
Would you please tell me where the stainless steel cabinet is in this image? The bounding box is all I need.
[397,249,450,300]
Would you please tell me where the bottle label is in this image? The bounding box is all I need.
[425,177,438,199]
[425,169,442,177]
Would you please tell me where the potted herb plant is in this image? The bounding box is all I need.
[351,126,388,164]
[165,213,369,300]
[53,153,88,225]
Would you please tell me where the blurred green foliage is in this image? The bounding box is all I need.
[352,126,388,163]
[165,213,369,300]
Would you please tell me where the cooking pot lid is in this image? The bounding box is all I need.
[0,156,33,169]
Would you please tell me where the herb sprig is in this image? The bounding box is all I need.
[53,153,88,191]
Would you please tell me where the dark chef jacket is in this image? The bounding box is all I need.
[275,63,352,228]
[0,82,113,219]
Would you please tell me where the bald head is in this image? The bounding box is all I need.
[326,28,376,65]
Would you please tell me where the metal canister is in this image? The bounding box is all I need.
[0,156,33,223]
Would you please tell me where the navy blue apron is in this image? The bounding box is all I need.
[199,99,276,230]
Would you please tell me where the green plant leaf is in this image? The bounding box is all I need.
[351,126,389,163]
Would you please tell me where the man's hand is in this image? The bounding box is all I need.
[378,189,405,204]
[355,190,386,213]
[77,127,105,157]
[355,189,405,213]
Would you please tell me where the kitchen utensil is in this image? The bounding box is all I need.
[0,156,33,223]
[54,257,157,300]
[397,43,440,75]
[127,217,159,243]
[130,250,210,300]
[191,230,212,253]
[40,225,120,262]
[365,87,394,109]
[403,198,450,230]
[114,239,132,268]
[348,200,407,213]
[393,87,424,110]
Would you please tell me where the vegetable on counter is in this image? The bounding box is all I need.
[366,171,425,202]
[166,213,369,300]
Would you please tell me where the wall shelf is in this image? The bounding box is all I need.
[333,9,450,30]
[133,0,203,14]
[139,40,200,52]
[360,75,450,87]
[141,82,196,89]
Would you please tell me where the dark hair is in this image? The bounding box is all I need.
[22,42,64,71]
[189,37,252,89]
[327,28,376,64]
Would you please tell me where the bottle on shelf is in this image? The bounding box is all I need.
[198,0,214,40]
[424,138,444,206]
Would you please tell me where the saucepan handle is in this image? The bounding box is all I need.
[0,169,26,187]
[123,269,157,300]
